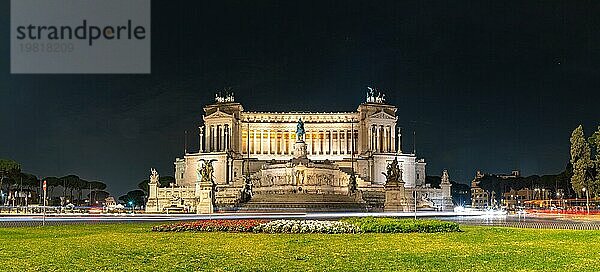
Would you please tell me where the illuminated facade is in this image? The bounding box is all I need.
[146,90,452,213]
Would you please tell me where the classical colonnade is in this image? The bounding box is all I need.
[199,124,402,155]
[241,128,359,155]
[368,124,398,153]
[199,124,231,152]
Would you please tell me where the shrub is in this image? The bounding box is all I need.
[253,220,361,234]
[341,217,461,233]
[152,219,269,232]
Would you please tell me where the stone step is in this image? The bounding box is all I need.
[235,193,368,212]
[360,190,385,211]
[249,193,358,203]
[236,202,368,213]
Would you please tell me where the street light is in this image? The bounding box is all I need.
[541,189,545,200]
[413,189,418,220]
[129,201,134,214]
[582,187,590,215]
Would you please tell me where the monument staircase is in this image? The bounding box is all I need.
[235,193,368,213]
[338,167,385,211]
[359,190,385,211]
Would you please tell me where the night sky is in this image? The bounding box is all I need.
[1,1,599,196]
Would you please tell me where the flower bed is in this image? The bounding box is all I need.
[151,219,269,232]
[341,217,461,233]
[252,220,361,234]
[152,218,460,234]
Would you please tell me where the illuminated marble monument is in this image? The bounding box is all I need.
[146,88,452,213]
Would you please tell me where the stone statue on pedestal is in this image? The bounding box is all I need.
[382,157,402,185]
[439,169,453,210]
[441,169,450,184]
[195,159,217,214]
[242,175,253,202]
[383,157,409,212]
[197,159,217,184]
[366,87,386,103]
[296,118,305,141]
[150,168,159,184]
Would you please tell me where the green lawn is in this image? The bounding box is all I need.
[1,223,599,271]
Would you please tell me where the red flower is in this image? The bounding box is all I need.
[152,219,270,232]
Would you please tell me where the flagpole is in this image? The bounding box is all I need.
[42,180,46,226]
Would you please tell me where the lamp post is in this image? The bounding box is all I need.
[414,189,417,220]
[582,187,590,215]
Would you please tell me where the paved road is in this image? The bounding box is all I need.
[1,211,600,229]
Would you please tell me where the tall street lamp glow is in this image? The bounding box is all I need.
[582,187,590,215]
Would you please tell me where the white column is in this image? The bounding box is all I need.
[212,126,217,152]
[252,129,256,154]
[391,126,396,153]
[387,126,394,152]
[260,130,264,154]
[397,127,402,153]
[338,130,342,154]
[289,130,294,154]
[207,126,211,152]
[335,130,340,154]
[199,126,204,153]
[373,126,379,152]
[279,131,283,155]
[225,126,231,151]
[378,125,382,153]
[306,131,312,155]
[283,131,287,155]
[341,129,346,155]
[383,126,388,153]
[320,131,324,155]
[216,125,220,151]
[283,131,292,155]
[327,130,331,154]
[314,131,321,155]
[224,126,228,151]
[223,125,227,151]
[381,125,385,153]
[351,129,355,154]
[252,129,258,154]
[267,130,271,154]
[327,130,335,155]
[368,125,373,151]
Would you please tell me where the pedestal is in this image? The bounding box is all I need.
[440,183,453,211]
[195,181,214,214]
[384,182,409,212]
[292,140,309,164]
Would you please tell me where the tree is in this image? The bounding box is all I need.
[87,190,110,205]
[0,159,21,204]
[60,175,81,203]
[128,189,147,206]
[591,126,600,193]
[76,178,90,205]
[88,181,107,191]
[44,176,61,198]
[570,125,596,197]
[118,189,147,207]
[88,181,108,204]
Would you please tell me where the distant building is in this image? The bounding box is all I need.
[105,196,116,208]
[502,188,534,210]
[498,170,521,179]
[471,171,489,208]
